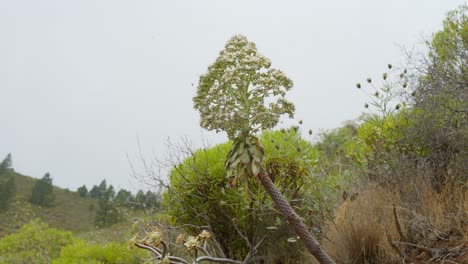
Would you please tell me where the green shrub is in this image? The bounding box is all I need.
[0,219,74,264]
[163,128,340,261]
[52,240,147,264]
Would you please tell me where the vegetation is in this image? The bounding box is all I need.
[30,172,56,207]
[321,6,467,263]
[95,184,120,227]
[77,185,88,198]
[0,219,148,264]
[52,240,147,264]
[0,5,465,264]
[192,34,334,264]
[0,219,74,264]
[0,154,15,212]
[129,6,466,264]
[163,129,338,262]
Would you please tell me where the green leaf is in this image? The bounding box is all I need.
[241,151,250,164]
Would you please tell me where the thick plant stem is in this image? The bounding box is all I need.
[257,171,336,264]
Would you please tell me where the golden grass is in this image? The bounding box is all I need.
[322,187,400,264]
[320,180,467,264]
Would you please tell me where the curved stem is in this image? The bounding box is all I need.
[161,240,167,258]
[196,256,242,264]
[257,170,336,264]
[134,243,189,264]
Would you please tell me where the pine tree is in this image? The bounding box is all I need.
[0,175,15,212]
[0,153,12,175]
[0,153,15,212]
[89,185,100,198]
[114,188,133,208]
[133,190,146,210]
[77,185,88,198]
[30,173,55,207]
[95,185,119,227]
[144,191,161,210]
[89,180,107,199]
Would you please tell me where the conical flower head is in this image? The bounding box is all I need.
[193,34,295,140]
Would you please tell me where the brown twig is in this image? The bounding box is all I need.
[393,204,407,242]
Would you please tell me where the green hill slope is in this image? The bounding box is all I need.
[0,172,98,238]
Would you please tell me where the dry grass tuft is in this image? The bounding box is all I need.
[320,180,467,264]
[322,187,400,264]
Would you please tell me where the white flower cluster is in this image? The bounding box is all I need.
[193,35,295,139]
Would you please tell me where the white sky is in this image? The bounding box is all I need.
[0,0,465,191]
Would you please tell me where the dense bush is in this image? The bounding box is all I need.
[0,219,74,264]
[52,240,147,264]
[164,128,341,261]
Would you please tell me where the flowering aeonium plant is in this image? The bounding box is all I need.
[193,35,294,140]
[193,35,295,185]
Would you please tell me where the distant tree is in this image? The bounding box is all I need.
[132,190,161,211]
[0,153,15,211]
[144,191,161,211]
[77,185,88,198]
[30,173,55,207]
[89,179,107,199]
[89,185,100,198]
[98,179,107,194]
[133,190,146,210]
[0,153,12,175]
[316,122,358,159]
[114,188,133,208]
[0,154,13,179]
[95,185,119,227]
[0,175,15,212]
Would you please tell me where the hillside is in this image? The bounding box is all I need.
[0,172,98,238]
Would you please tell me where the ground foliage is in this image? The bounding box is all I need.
[164,129,341,261]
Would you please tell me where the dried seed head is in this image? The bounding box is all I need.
[387,64,392,69]
[395,104,400,110]
[374,92,379,97]
[367,78,372,83]
[298,120,303,125]
[308,129,313,135]
[176,234,185,244]
[356,83,361,89]
[364,103,369,108]
[383,73,388,80]
[275,145,280,150]
[296,147,301,153]
[404,69,407,74]
[403,83,407,88]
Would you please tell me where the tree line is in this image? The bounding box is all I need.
[0,153,161,228]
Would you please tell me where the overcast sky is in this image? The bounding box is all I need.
[0,0,464,192]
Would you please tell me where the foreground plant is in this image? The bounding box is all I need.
[193,35,334,264]
[129,229,242,264]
